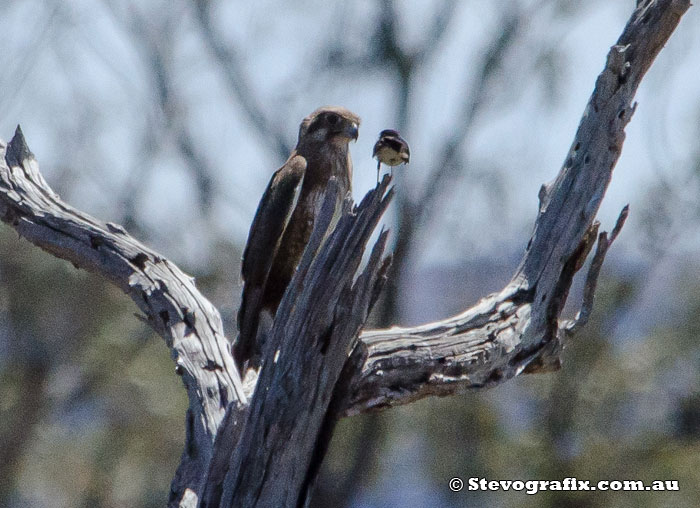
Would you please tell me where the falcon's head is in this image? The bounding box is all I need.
[297,106,360,147]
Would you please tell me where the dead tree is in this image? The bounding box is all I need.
[0,1,690,506]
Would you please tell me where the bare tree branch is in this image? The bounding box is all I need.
[0,127,246,500]
[192,0,292,160]
[565,204,629,335]
[207,180,393,507]
[0,128,393,505]
[414,0,460,64]
[373,1,529,327]
[417,8,523,217]
[343,0,689,415]
[0,1,689,506]
[118,3,217,214]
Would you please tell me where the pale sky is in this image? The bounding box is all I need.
[1,0,699,266]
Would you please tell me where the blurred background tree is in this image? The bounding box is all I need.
[1,0,699,506]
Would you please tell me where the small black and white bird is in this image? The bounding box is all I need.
[372,129,410,182]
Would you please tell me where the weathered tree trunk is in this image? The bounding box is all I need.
[0,1,690,507]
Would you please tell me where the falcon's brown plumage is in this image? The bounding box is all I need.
[235,106,360,369]
[372,129,410,182]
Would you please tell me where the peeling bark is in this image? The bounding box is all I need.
[0,1,689,506]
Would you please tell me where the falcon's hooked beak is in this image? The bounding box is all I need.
[345,121,359,142]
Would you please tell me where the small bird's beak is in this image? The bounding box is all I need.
[345,122,359,141]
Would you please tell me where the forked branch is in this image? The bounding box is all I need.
[0,1,689,506]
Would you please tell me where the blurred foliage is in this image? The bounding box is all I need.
[1,0,700,507]
[316,270,700,508]
[0,230,244,507]
[0,227,184,506]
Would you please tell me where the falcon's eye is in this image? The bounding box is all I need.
[327,114,339,125]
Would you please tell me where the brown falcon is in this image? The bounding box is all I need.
[235,106,360,369]
[372,129,410,182]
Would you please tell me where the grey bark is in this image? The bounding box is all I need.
[340,0,689,417]
[0,1,690,507]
